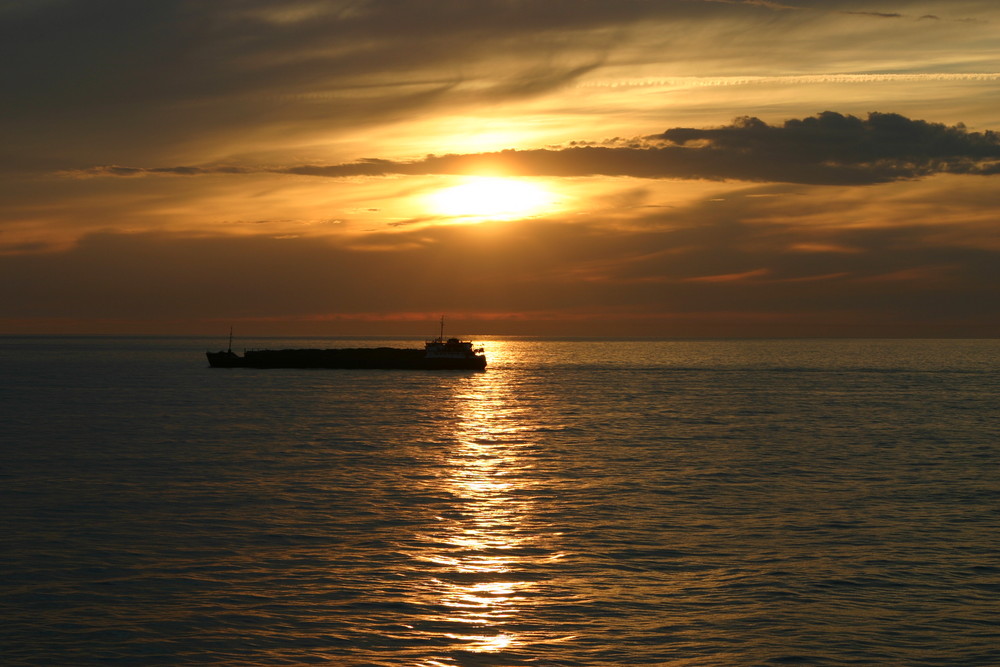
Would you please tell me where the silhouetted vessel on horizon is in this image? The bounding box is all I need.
[206,320,487,371]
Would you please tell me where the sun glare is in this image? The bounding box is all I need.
[426,177,555,221]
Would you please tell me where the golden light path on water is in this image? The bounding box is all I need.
[410,351,572,664]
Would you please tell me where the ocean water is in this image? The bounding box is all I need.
[1,336,998,666]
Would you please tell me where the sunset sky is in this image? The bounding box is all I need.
[2,0,999,336]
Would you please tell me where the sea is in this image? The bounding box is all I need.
[1,336,998,666]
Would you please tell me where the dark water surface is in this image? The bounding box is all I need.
[1,337,998,665]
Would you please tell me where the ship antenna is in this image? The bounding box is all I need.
[228,326,233,354]
[439,315,445,342]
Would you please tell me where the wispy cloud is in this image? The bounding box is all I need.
[581,73,1000,90]
[842,11,903,19]
[5,1,996,169]
[3,183,997,336]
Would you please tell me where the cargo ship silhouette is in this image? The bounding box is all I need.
[206,319,486,370]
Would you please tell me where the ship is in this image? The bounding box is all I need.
[206,320,487,370]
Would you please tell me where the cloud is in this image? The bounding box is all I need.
[700,0,797,9]
[64,165,253,178]
[2,184,997,336]
[654,111,1000,182]
[1,1,626,166]
[842,11,902,19]
[277,111,1000,184]
[78,112,1000,186]
[7,1,996,170]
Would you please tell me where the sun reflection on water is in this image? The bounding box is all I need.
[412,364,546,659]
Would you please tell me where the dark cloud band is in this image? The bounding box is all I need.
[77,112,1000,186]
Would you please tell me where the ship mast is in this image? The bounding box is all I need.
[439,315,445,342]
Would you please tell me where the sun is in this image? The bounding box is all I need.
[426,177,556,221]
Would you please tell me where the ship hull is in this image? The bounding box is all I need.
[206,347,486,370]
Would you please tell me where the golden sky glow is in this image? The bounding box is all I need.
[1,1,999,336]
